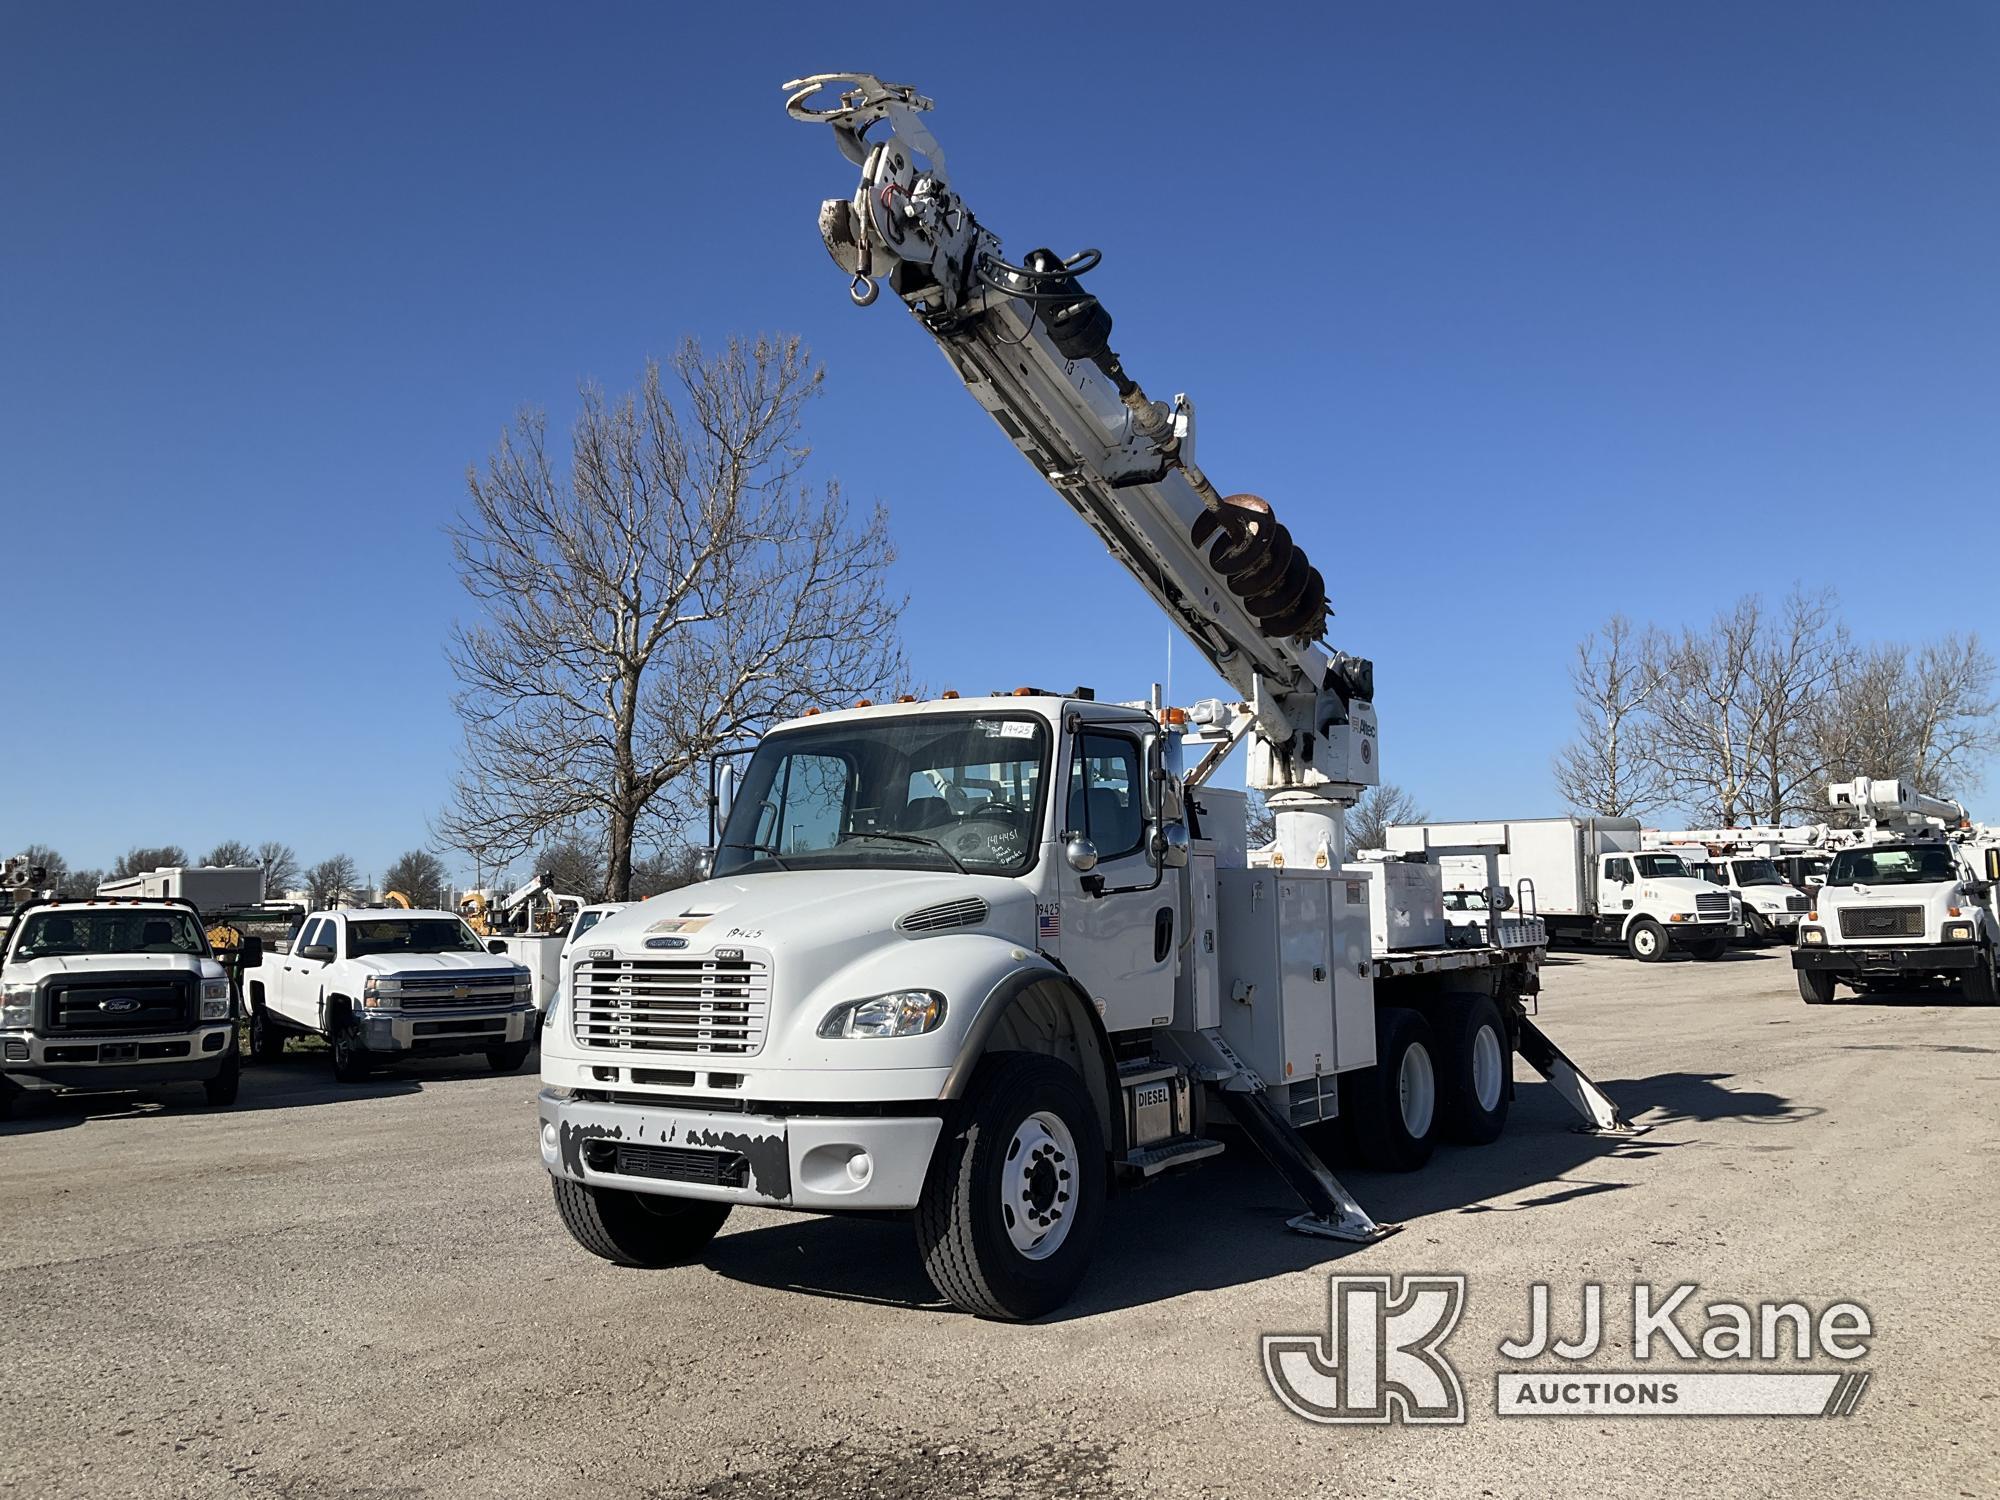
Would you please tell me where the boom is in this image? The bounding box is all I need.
[784,74,1377,864]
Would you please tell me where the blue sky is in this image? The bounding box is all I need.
[3,3,1996,885]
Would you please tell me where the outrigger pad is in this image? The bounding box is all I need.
[1288,1212,1402,1244]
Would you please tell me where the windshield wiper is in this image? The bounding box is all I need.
[719,840,791,872]
[843,830,969,875]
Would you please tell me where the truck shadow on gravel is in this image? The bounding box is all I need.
[702,1070,1806,1320]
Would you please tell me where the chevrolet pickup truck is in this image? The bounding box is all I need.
[0,896,240,1116]
[241,908,539,1081]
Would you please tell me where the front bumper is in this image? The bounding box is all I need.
[1,1025,234,1091]
[1664,918,1733,945]
[537,1087,945,1212]
[358,1003,538,1056]
[1793,944,1980,975]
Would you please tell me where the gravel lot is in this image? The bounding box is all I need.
[2,946,1996,1499]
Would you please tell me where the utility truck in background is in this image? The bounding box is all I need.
[1641,831,1812,944]
[241,907,539,1079]
[1,896,240,1116]
[1386,816,1739,961]
[1794,779,2000,1005]
[530,74,1635,1320]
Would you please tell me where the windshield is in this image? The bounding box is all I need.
[1732,859,1786,887]
[1633,854,1691,879]
[8,908,207,961]
[713,713,1051,877]
[1826,845,1957,887]
[346,918,489,958]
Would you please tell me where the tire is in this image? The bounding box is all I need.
[915,1051,1107,1321]
[330,1018,374,1083]
[1626,919,1668,962]
[249,1005,286,1063]
[1342,1007,1441,1172]
[203,1046,240,1107]
[1797,967,1839,1005]
[1686,936,1729,961]
[1439,994,1512,1145]
[550,1175,731,1267]
[1962,963,1998,1006]
[487,1039,533,1073]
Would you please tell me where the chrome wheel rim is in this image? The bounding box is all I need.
[1471,1023,1504,1112]
[1398,1043,1436,1138]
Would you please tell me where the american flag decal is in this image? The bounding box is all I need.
[1037,903,1061,941]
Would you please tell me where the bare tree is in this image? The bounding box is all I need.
[1553,615,1666,816]
[1742,588,1852,822]
[381,849,450,907]
[61,868,105,897]
[256,841,301,899]
[304,855,360,908]
[1643,598,1767,824]
[439,338,906,899]
[113,845,188,879]
[1243,791,1275,848]
[1343,783,1428,852]
[204,839,257,868]
[1816,634,1999,797]
[17,843,68,892]
[630,845,708,899]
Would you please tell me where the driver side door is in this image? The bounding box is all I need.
[1057,728,1174,1035]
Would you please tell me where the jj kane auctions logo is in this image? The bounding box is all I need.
[1264,1275,1873,1423]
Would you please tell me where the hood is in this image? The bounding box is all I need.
[7,951,220,984]
[1638,879,1735,907]
[590,868,1035,959]
[348,951,528,979]
[1815,879,1960,907]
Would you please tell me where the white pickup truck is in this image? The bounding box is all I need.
[241,908,539,1081]
[1,896,240,1115]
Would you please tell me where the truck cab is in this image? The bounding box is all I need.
[1703,856,1810,942]
[1795,841,1999,1004]
[0,896,240,1116]
[242,908,539,1080]
[1593,850,1738,960]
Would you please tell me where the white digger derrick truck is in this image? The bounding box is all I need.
[532,74,1635,1318]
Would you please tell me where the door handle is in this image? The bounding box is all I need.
[1153,905,1174,963]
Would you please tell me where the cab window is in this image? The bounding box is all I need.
[1604,858,1634,884]
[1066,732,1144,860]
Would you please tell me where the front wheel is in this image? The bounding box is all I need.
[249,1005,285,1062]
[330,1021,375,1083]
[916,1052,1107,1320]
[203,1046,240,1107]
[551,1176,731,1266]
[487,1039,533,1073]
[1627,919,1668,962]
[1963,963,1998,1006]
[1797,967,1839,1005]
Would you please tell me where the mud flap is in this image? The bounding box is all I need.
[1221,1088,1399,1243]
[1513,1016,1645,1135]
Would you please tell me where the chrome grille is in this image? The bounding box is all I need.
[571,955,769,1055]
[1695,892,1731,918]
[389,972,522,1010]
[1838,906,1924,939]
[899,897,989,933]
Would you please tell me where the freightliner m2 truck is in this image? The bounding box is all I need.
[532,75,1633,1319]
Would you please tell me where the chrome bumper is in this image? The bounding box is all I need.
[359,1003,538,1054]
[1,1025,234,1090]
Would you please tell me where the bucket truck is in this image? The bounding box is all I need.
[1794,778,2000,1005]
[531,75,1635,1319]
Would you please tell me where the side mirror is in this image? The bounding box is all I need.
[236,935,264,968]
[1987,848,2000,884]
[1150,821,1190,869]
[299,943,334,962]
[486,938,508,955]
[1065,836,1100,873]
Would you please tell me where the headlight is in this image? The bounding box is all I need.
[1,981,34,1027]
[200,978,232,1020]
[514,969,534,993]
[1801,927,1826,945]
[361,975,398,1010]
[1944,921,1975,942]
[819,989,946,1039]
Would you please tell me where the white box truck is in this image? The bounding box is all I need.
[1387,816,1739,961]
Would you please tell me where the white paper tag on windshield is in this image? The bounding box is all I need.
[983,720,1035,739]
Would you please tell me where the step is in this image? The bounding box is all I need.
[1120,1136,1227,1178]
